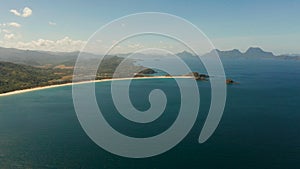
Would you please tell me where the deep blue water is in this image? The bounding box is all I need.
[0,58,300,168]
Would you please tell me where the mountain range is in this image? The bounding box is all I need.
[0,46,299,68]
[208,47,299,60]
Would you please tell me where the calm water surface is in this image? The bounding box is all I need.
[0,58,300,168]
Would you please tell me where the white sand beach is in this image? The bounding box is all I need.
[0,76,193,97]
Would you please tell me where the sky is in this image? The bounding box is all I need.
[0,0,299,54]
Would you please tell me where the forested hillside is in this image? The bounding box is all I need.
[0,62,63,93]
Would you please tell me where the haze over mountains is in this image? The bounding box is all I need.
[0,46,299,67]
[0,47,103,67]
[202,47,299,60]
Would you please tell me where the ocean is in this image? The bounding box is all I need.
[0,57,300,168]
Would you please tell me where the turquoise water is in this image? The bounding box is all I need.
[0,58,300,168]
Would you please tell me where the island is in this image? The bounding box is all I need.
[186,72,238,84]
[133,68,157,77]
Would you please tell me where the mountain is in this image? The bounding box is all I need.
[213,47,275,58]
[180,47,300,60]
[215,49,243,57]
[243,47,274,58]
[0,47,77,66]
[0,47,101,67]
[176,51,196,58]
[0,46,299,69]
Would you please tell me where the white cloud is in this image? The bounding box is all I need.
[4,33,16,40]
[0,22,21,28]
[48,21,57,26]
[9,9,21,16]
[10,7,32,17]
[128,43,144,49]
[0,36,86,52]
[2,29,11,33]
[22,7,32,17]
[8,22,21,28]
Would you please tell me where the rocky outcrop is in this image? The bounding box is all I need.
[226,79,238,84]
[187,72,209,80]
[139,68,157,74]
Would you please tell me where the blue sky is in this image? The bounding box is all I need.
[0,0,299,54]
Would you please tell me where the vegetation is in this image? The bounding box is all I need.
[139,68,157,74]
[0,56,147,94]
[0,62,62,93]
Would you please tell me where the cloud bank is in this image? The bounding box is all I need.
[0,36,86,52]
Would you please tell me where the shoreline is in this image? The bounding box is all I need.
[0,76,193,97]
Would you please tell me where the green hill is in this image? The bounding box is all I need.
[0,55,146,94]
[0,62,62,93]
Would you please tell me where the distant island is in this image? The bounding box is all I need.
[178,47,300,60]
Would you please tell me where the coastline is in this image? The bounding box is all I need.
[0,76,193,97]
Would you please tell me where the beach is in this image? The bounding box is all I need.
[0,76,193,97]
